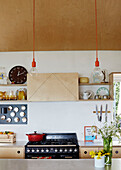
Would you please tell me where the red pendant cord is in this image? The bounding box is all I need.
[95,0,99,66]
[32,0,36,67]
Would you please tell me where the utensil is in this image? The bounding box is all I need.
[26,131,45,142]
[100,105,103,122]
[96,105,100,121]
[105,104,108,122]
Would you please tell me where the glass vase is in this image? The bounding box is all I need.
[103,137,112,165]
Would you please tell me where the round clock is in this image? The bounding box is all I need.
[9,66,28,84]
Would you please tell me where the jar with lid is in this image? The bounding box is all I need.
[0,67,7,84]
[16,88,27,100]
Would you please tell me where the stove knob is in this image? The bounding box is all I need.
[69,148,72,152]
[41,149,44,153]
[32,149,35,153]
[74,148,78,152]
[46,149,49,153]
[64,149,67,152]
[55,149,58,152]
[60,149,63,152]
[36,149,39,153]
[27,149,30,153]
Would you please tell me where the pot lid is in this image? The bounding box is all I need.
[27,131,44,135]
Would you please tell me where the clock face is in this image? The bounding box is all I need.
[9,66,28,84]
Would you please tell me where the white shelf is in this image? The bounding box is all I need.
[79,99,113,101]
[0,100,28,104]
[0,84,27,87]
[79,83,110,86]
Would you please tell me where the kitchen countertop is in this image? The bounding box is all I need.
[0,141,26,147]
[78,141,121,147]
[0,159,121,170]
[0,141,121,147]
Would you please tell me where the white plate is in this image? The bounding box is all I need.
[96,87,109,96]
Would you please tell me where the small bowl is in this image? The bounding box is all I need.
[79,77,89,83]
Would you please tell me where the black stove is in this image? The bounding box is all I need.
[25,133,79,159]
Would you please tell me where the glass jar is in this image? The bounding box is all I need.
[16,88,27,100]
[91,66,103,83]
[0,67,7,84]
[103,137,112,165]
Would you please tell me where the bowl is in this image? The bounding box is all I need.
[79,77,89,83]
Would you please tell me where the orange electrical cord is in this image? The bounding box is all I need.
[32,0,36,67]
[95,0,99,66]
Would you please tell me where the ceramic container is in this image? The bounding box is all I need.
[79,77,89,83]
[94,156,105,168]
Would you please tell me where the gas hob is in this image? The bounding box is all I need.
[25,133,79,159]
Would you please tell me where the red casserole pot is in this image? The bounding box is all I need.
[26,131,45,142]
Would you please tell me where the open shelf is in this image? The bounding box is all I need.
[0,84,27,86]
[0,100,28,103]
[79,83,110,86]
[79,99,113,101]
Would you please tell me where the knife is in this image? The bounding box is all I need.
[96,105,100,121]
[105,104,108,122]
[100,105,103,122]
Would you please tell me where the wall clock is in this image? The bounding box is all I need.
[9,66,28,84]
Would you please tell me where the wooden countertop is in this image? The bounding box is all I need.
[0,159,120,170]
[0,141,26,147]
[0,141,121,147]
[78,141,121,147]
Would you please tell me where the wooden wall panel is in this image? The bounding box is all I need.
[36,0,96,51]
[98,0,121,50]
[0,0,33,51]
[0,0,121,51]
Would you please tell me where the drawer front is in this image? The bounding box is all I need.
[79,147,98,159]
[0,147,25,159]
[112,147,121,158]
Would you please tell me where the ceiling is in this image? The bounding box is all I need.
[0,0,121,51]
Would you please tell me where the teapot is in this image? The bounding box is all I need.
[82,92,92,100]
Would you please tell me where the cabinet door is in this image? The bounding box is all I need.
[79,147,98,159]
[27,73,79,101]
[112,147,121,158]
[0,147,25,159]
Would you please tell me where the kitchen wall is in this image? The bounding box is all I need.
[0,50,121,141]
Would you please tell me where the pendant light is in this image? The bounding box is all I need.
[95,0,99,67]
[30,0,38,73]
[91,0,102,83]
